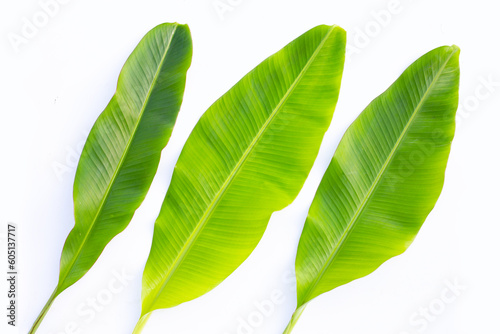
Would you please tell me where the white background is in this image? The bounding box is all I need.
[1,0,499,333]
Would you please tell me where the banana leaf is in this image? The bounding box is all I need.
[135,25,347,332]
[30,22,193,333]
[284,45,460,333]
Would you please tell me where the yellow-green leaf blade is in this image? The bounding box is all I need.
[295,45,460,309]
[140,25,346,316]
[58,23,192,294]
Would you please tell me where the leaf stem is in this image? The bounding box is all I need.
[28,286,58,334]
[282,304,307,334]
[132,312,152,334]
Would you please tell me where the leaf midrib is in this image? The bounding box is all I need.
[299,48,457,306]
[58,24,179,291]
[143,26,337,314]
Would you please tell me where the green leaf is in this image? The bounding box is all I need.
[285,45,460,333]
[30,23,192,333]
[136,25,346,329]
